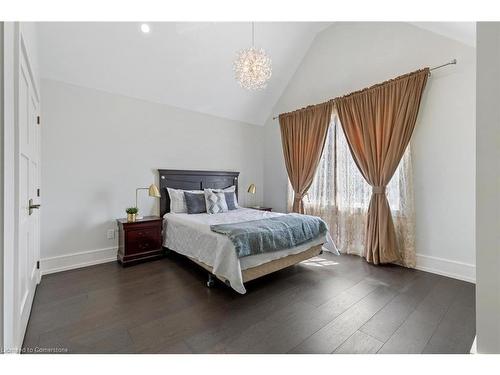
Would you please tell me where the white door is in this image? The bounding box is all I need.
[14,26,41,349]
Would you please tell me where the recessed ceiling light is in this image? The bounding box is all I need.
[140,24,150,34]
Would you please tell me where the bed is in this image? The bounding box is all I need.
[159,169,336,294]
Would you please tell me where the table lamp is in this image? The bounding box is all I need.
[247,183,256,207]
[135,184,161,219]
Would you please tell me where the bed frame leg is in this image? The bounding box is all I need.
[207,273,216,288]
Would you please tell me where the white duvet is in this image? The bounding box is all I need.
[163,207,338,293]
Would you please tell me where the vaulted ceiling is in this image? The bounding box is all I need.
[38,22,475,126]
[38,22,330,125]
[410,22,476,47]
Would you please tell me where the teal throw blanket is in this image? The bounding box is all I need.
[210,213,327,258]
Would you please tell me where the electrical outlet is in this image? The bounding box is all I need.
[107,229,115,239]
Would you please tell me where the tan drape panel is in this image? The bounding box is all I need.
[279,102,333,213]
[335,68,429,264]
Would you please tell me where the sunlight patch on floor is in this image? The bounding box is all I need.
[301,257,339,267]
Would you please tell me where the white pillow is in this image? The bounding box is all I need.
[167,187,203,213]
[204,189,229,214]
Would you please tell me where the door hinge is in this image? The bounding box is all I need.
[37,116,40,125]
[37,188,40,197]
[36,261,40,270]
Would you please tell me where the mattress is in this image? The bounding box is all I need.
[163,207,338,294]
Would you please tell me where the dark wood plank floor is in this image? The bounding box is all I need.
[22,252,476,354]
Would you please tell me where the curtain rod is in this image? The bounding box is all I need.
[272,59,457,121]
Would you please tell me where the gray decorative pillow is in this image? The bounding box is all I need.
[204,189,229,214]
[224,192,238,210]
[184,192,206,214]
[167,187,203,213]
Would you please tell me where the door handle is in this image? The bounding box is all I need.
[29,198,41,215]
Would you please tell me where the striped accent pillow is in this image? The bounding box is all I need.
[204,189,229,214]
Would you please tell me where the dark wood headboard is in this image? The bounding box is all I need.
[158,169,240,217]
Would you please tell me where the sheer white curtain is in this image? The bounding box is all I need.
[288,113,416,267]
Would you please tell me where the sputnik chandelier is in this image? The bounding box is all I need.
[233,22,272,90]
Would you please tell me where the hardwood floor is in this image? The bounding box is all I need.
[22,252,476,354]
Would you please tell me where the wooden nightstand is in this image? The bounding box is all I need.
[116,216,163,266]
[248,206,272,212]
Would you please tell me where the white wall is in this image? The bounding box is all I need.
[40,79,264,273]
[263,22,476,282]
[475,22,500,354]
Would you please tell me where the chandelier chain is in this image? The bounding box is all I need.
[252,22,255,47]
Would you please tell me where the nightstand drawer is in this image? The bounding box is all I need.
[125,227,161,254]
[116,216,163,266]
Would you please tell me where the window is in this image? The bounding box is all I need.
[303,115,405,212]
[287,114,414,258]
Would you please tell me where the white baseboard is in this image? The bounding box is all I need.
[415,253,476,283]
[41,246,117,275]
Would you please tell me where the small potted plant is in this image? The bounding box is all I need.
[126,207,138,222]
